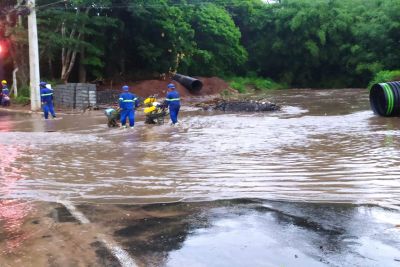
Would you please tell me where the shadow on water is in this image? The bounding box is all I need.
[79,198,400,267]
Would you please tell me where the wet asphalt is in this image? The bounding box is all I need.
[1,199,399,266]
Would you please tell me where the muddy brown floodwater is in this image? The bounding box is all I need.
[0,88,399,266]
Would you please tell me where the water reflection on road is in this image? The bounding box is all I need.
[80,199,400,267]
[0,142,33,253]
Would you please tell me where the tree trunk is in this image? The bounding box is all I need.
[61,48,79,83]
[119,58,126,75]
[60,7,90,83]
[11,68,19,97]
[9,42,29,87]
[79,46,86,83]
[5,14,29,88]
[48,57,53,79]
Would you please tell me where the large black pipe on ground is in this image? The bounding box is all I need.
[369,81,400,117]
[173,73,203,92]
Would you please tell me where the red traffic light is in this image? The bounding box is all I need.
[0,41,8,57]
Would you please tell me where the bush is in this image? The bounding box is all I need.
[13,96,30,105]
[230,80,247,93]
[368,70,400,89]
[10,85,30,105]
[16,85,30,98]
[228,76,287,93]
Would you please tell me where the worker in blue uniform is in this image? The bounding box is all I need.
[1,80,10,106]
[40,81,56,119]
[119,85,139,128]
[165,83,181,125]
[0,80,5,102]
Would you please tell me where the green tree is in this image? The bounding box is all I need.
[6,0,398,87]
[183,3,247,76]
[345,0,400,84]
[103,0,195,80]
[37,0,115,82]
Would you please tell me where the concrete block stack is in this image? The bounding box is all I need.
[53,83,97,109]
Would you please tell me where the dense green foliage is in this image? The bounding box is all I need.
[368,70,400,89]
[229,76,286,93]
[2,0,400,87]
[183,3,247,76]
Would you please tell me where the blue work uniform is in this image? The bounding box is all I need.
[1,86,10,106]
[0,86,4,103]
[166,90,181,124]
[2,86,9,96]
[119,92,139,127]
[40,86,56,119]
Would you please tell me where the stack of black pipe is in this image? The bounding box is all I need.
[370,81,400,116]
[173,74,203,92]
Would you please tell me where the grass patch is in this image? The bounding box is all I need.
[230,80,247,93]
[228,76,287,93]
[368,70,400,89]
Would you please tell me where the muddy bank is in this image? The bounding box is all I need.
[98,76,232,98]
[0,201,114,267]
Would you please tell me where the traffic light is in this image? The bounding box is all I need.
[0,41,7,57]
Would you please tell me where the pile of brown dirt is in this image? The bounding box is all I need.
[97,77,232,98]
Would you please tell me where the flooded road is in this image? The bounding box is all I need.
[1,88,399,206]
[0,88,400,266]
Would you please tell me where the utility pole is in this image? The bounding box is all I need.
[28,0,41,111]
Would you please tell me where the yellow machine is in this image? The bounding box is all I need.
[143,95,167,124]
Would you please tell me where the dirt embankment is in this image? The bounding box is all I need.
[97,77,233,99]
[1,77,233,113]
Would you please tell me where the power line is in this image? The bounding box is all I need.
[33,0,271,11]
[36,0,67,9]
[2,0,272,15]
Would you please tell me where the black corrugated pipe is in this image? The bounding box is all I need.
[369,81,400,116]
[173,74,203,92]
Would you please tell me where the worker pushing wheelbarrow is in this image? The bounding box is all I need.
[104,95,167,127]
[143,95,168,125]
[104,107,121,127]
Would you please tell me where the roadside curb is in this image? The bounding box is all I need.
[0,107,38,114]
[0,107,86,116]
